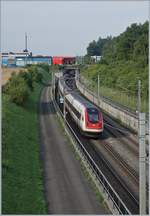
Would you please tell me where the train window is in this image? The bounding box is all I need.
[87,108,99,123]
[66,99,81,119]
[81,115,84,121]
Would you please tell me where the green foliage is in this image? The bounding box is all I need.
[18,71,33,91]
[2,85,47,214]
[2,64,50,107]
[87,37,111,56]
[86,21,148,65]
[38,63,49,72]
[4,74,29,106]
[28,66,43,83]
[87,40,100,56]
[81,59,148,112]
[102,21,148,64]
[2,68,51,214]
[83,21,148,112]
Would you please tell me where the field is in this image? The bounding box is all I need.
[2,67,27,85]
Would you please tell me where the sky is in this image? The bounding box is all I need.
[1,1,149,56]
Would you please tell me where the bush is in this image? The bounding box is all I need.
[38,63,49,72]
[4,74,29,105]
[28,66,43,83]
[18,71,33,91]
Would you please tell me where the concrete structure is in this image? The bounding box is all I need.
[91,56,101,62]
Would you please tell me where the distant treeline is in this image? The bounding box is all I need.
[86,21,148,65]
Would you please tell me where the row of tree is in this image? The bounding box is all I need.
[86,21,148,66]
[82,21,148,106]
[2,64,49,105]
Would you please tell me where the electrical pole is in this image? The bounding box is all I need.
[54,72,55,100]
[25,32,27,51]
[139,113,146,215]
[137,80,147,214]
[138,80,141,115]
[51,70,54,99]
[63,79,66,131]
[98,74,100,106]
[25,32,28,66]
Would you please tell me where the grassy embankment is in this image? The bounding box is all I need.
[80,62,148,113]
[2,66,52,214]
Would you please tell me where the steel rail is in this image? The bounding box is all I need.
[100,140,139,184]
[104,120,139,157]
[51,87,132,215]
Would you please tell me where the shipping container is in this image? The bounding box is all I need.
[52,56,63,65]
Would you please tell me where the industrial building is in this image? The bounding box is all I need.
[1,52,52,67]
[15,56,52,67]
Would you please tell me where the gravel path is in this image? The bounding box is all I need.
[39,86,109,214]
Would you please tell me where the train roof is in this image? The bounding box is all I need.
[72,91,96,109]
[59,77,97,109]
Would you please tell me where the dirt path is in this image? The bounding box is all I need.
[39,85,109,214]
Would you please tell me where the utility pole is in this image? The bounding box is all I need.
[97,74,100,106]
[25,32,28,66]
[63,79,66,131]
[54,72,55,100]
[138,80,141,115]
[25,32,27,51]
[137,80,147,214]
[139,113,146,215]
[51,70,54,99]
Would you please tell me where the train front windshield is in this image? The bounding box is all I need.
[87,108,99,123]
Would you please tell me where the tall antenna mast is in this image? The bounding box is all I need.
[25,32,28,51]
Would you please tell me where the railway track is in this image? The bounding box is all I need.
[104,116,139,155]
[53,88,139,214]
[55,100,139,214]
[97,138,139,183]
[66,111,139,212]
[53,69,149,214]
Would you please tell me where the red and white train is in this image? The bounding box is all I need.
[58,78,104,137]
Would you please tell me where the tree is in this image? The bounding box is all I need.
[18,71,33,91]
[4,74,29,105]
[87,40,100,56]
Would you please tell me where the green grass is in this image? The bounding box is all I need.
[2,68,51,214]
[80,74,148,113]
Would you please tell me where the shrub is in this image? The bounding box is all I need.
[28,66,43,83]
[4,74,29,105]
[18,71,33,91]
[38,63,49,72]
